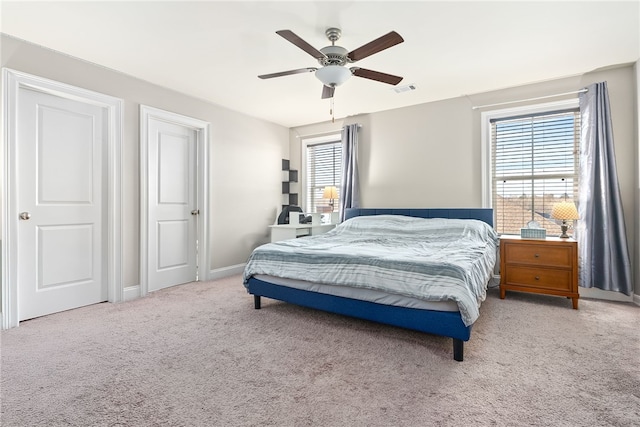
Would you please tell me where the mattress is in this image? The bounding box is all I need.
[254,274,459,312]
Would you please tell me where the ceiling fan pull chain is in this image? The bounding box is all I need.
[330,97,335,123]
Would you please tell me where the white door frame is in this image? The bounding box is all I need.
[139,105,209,295]
[1,68,123,329]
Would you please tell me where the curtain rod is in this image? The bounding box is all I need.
[295,124,361,139]
[471,88,588,110]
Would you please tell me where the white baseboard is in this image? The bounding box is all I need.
[208,263,245,281]
[123,285,140,302]
[120,265,245,302]
[578,286,635,303]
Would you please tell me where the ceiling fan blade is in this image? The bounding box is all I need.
[321,85,335,99]
[276,30,327,60]
[347,31,404,62]
[258,68,317,79]
[351,68,403,85]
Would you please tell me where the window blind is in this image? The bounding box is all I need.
[491,109,580,236]
[305,141,342,213]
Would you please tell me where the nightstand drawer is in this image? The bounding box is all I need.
[504,244,572,268]
[504,266,572,291]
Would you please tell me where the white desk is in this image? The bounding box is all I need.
[269,224,335,242]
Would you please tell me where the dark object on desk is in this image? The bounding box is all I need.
[277,205,312,225]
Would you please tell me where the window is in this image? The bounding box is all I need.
[483,101,581,236]
[303,135,342,214]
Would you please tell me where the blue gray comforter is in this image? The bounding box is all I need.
[243,215,498,326]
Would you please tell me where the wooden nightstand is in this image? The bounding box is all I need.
[499,236,579,309]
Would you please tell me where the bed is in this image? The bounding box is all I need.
[243,208,497,361]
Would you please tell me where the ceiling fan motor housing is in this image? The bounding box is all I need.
[318,45,349,66]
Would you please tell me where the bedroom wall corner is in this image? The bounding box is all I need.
[634,59,640,302]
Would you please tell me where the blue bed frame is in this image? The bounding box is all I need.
[246,208,494,361]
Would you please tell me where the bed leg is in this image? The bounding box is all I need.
[254,295,261,309]
[453,339,464,362]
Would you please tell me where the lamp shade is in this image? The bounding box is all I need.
[322,186,338,199]
[552,202,579,220]
[315,66,352,87]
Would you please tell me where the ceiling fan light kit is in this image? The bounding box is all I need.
[315,65,352,87]
[259,27,404,101]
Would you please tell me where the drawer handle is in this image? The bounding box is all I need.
[535,276,540,280]
[534,254,540,258]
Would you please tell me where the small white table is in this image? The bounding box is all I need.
[268,224,335,242]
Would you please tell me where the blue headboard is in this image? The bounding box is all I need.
[344,208,494,227]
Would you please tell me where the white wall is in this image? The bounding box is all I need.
[290,97,480,208]
[291,64,639,299]
[0,34,289,289]
[636,60,640,301]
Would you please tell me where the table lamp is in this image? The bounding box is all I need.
[322,186,338,212]
[551,201,579,238]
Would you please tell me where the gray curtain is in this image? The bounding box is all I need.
[339,124,360,222]
[576,82,632,295]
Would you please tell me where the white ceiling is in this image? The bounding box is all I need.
[2,1,639,128]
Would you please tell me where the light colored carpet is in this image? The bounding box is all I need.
[1,275,639,426]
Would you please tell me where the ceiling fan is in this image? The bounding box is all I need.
[258,28,404,99]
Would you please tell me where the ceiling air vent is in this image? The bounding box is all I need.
[393,84,417,93]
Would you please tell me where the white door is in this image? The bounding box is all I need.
[17,86,108,321]
[146,115,198,291]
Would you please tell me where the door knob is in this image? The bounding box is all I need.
[19,212,31,220]
[191,209,200,216]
